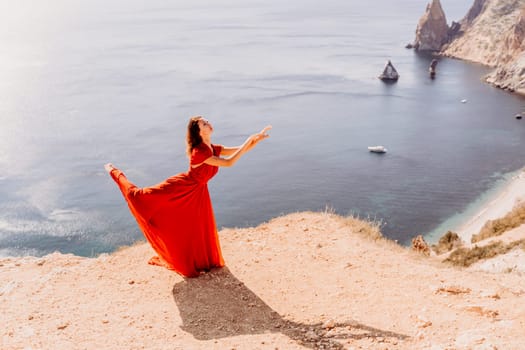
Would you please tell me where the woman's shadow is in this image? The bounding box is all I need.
[172,267,408,349]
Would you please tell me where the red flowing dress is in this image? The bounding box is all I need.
[108,143,225,277]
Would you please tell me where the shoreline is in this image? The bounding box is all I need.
[3,167,525,259]
[426,167,525,245]
[452,167,525,243]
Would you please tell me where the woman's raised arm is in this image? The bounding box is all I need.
[202,125,271,167]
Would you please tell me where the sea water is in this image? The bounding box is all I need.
[1,0,524,256]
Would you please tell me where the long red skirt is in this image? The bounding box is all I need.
[108,166,225,277]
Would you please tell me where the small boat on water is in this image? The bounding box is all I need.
[368,145,387,153]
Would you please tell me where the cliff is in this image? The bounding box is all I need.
[441,0,525,94]
[2,211,525,350]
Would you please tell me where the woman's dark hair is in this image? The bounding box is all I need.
[186,116,203,157]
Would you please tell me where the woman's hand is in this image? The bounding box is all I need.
[252,125,272,142]
[259,125,272,137]
[246,125,272,150]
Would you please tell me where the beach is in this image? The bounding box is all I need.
[455,168,525,242]
[2,175,525,349]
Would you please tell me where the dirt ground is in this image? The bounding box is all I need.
[2,211,524,350]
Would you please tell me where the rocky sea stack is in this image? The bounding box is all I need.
[413,0,450,52]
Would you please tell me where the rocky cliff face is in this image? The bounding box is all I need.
[441,0,525,94]
[413,0,450,51]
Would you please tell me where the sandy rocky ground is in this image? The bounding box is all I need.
[2,210,524,350]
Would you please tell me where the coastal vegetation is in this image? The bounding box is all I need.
[472,202,525,243]
[320,207,385,241]
[431,230,462,255]
[444,238,525,267]
[431,201,525,268]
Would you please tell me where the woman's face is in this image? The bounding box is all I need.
[198,118,213,138]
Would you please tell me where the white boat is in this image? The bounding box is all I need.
[368,145,387,153]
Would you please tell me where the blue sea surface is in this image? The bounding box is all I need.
[1,0,524,256]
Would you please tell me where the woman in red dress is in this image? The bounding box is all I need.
[105,116,271,277]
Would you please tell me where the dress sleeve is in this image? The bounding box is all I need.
[212,144,223,156]
[190,144,213,165]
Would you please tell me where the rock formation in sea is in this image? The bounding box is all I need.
[378,60,400,81]
[429,58,438,78]
[413,0,450,51]
[440,0,525,94]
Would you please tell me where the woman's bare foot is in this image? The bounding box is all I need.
[104,163,115,173]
